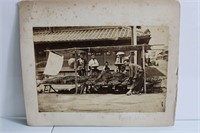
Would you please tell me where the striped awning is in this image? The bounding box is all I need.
[33,28,132,43]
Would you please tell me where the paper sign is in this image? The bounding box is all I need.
[43,52,63,75]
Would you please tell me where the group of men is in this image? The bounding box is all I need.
[76,53,100,76]
[75,52,144,95]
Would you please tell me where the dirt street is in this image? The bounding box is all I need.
[38,93,166,112]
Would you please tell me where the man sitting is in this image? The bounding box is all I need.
[88,54,100,75]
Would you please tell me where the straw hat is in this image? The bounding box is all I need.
[116,51,125,55]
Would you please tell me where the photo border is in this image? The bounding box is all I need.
[19,0,180,126]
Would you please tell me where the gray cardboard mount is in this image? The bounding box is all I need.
[19,0,180,126]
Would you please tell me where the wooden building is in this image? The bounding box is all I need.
[33,26,151,74]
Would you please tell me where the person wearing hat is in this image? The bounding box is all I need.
[114,52,125,72]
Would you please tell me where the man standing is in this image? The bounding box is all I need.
[77,53,87,76]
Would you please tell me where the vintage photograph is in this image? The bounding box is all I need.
[34,26,168,112]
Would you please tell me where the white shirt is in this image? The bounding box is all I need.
[88,58,99,67]
[115,57,124,64]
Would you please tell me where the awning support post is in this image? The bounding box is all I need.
[142,45,147,94]
[74,48,78,94]
[133,26,137,64]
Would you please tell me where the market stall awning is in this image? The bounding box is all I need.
[33,28,132,43]
[44,44,152,53]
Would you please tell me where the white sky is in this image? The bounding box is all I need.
[141,26,169,57]
[142,26,169,50]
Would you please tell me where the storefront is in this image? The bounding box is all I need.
[33,26,151,74]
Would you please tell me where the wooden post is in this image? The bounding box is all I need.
[74,48,78,94]
[86,49,88,76]
[130,26,134,63]
[142,45,147,94]
[133,26,137,64]
[131,26,134,45]
[131,26,137,63]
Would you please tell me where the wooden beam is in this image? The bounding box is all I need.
[44,44,152,53]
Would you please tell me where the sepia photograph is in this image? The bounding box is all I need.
[34,26,168,112]
[19,0,180,126]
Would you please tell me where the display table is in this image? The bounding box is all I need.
[0,117,199,133]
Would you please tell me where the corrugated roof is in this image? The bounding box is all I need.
[33,28,132,43]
